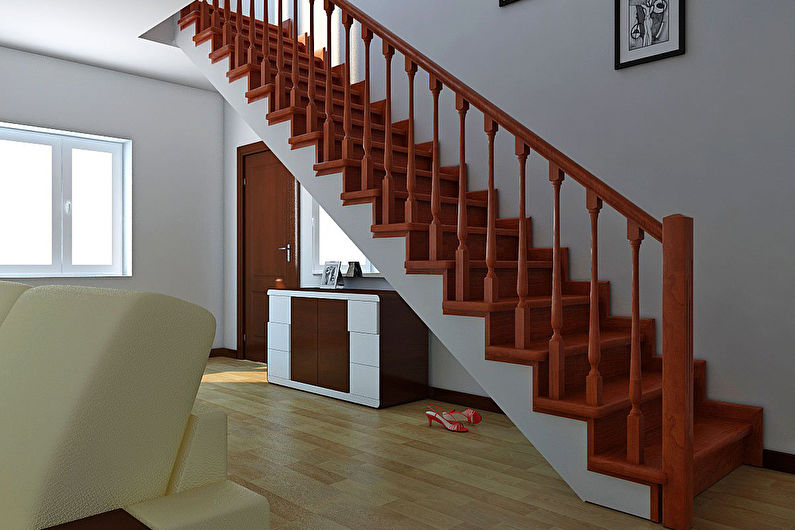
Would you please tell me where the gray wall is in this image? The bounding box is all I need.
[341,0,795,452]
[0,46,226,347]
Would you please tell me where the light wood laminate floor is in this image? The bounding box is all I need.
[196,357,795,529]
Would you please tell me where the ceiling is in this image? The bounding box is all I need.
[0,0,213,90]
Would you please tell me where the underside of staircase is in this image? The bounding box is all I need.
[176,2,764,528]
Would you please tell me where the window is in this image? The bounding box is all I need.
[0,123,131,277]
[312,200,379,276]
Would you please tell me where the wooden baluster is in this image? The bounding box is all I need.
[305,0,318,132]
[483,117,499,303]
[428,75,443,261]
[275,0,287,109]
[246,0,257,67]
[341,12,354,159]
[223,0,232,48]
[259,0,272,87]
[246,0,258,90]
[586,190,604,406]
[199,0,209,32]
[661,214,695,530]
[233,0,245,68]
[515,140,531,348]
[290,0,302,109]
[404,59,418,223]
[455,95,470,302]
[212,0,220,29]
[360,26,374,191]
[322,0,336,161]
[627,221,645,465]
[381,42,395,225]
[548,163,566,399]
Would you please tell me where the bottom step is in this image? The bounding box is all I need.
[589,415,753,493]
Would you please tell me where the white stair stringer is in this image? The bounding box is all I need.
[177,25,652,520]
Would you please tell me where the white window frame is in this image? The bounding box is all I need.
[0,123,130,278]
[311,199,381,277]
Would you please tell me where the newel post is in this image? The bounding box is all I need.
[661,214,694,530]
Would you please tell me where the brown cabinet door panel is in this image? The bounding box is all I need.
[290,298,318,386]
[317,299,350,393]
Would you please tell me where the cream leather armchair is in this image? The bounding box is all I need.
[0,282,269,529]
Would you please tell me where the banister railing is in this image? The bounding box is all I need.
[329,0,662,242]
[179,1,694,525]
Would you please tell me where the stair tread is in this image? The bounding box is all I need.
[406,259,552,273]
[316,157,459,180]
[536,370,663,419]
[443,295,589,315]
[486,329,632,364]
[372,222,520,236]
[589,416,753,483]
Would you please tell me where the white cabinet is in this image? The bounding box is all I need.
[266,289,428,409]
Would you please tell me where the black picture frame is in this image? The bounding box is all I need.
[615,0,685,70]
[499,0,523,6]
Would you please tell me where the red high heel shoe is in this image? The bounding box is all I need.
[425,410,468,432]
[427,404,483,425]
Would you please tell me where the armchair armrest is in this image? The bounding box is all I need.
[125,480,269,530]
[167,411,228,494]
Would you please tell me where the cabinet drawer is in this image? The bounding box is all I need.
[267,322,290,352]
[269,295,291,324]
[350,363,379,399]
[267,349,290,380]
[350,332,379,367]
[347,301,379,334]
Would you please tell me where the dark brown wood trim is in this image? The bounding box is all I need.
[45,509,149,529]
[763,450,795,474]
[428,387,503,414]
[237,140,301,361]
[210,348,237,358]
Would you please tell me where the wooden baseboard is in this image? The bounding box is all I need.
[428,387,503,414]
[210,348,237,358]
[763,450,795,474]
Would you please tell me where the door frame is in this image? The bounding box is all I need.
[236,141,300,359]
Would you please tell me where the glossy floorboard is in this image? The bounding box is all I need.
[197,358,795,529]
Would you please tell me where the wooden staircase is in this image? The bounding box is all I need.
[178,2,764,528]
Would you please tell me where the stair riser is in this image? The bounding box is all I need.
[483,301,595,349]
[341,142,433,171]
[404,231,529,262]
[590,397,662,455]
[444,231,523,262]
[387,201,486,227]
[344,168,459,198]
[468,268,553,302]
[694,438,745,495]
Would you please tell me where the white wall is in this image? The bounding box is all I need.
[0,46,226,347]
[222,102,260,347]
[342,0,795,452]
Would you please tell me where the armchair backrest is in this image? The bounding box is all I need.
[0,280,30,324]
[0,284,216,529]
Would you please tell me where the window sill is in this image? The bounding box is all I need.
[311,269,384,279]
[0,273,132,279]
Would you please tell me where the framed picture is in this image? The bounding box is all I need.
[615,0,685,69]
[320,261,343,289]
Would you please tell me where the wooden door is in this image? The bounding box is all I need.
[317,299,350,392]
[238,142,298,362]
[290,297,318,385]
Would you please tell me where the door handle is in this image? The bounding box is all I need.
[278,243,292,263]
